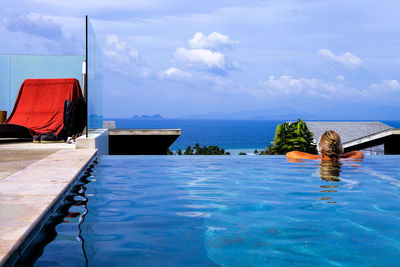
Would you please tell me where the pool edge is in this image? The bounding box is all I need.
[0,149,97,267]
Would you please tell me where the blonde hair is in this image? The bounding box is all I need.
[318,130,343,160]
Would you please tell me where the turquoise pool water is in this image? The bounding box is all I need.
[34,156,400,266]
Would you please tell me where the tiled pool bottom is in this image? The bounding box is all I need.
[33,156,400,266]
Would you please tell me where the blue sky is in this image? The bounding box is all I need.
[1,0,399,119]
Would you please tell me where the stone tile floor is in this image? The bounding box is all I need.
[0,140,76,180]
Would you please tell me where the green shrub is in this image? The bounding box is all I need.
[181,143,230,155]
[261,119,317,155]
[183,146,194,155]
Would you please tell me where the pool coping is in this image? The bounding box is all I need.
[0,149,97,266]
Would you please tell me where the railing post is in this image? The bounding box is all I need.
[85,15,88,138]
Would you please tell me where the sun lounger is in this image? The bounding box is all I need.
[0,78,83,139]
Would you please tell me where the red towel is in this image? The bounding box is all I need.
[5,78,83,136]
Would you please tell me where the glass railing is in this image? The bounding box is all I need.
[87,17,103,129]
[0,54,84,115]
[0,15,103,133]
[0,55,9,113]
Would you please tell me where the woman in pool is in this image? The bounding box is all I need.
[286,130,364,160]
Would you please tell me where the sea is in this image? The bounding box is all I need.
[109,119,400,154]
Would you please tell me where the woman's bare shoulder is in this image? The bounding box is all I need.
[286,151,321,160]
[340,151,364,160]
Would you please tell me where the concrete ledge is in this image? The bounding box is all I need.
[108,129,181,155]
[103,120,116,129]
[0,149,97,266]
[109,129,181,135]
[76,129,109,155]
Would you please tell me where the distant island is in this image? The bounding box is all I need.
[131,114,163,120]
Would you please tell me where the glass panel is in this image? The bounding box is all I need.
[0,55,9,112]
[9,55,84,113]
[87,18,103,129]
[0,54,83,115]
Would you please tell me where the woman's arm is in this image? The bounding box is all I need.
[340,151,364,159]
[286,151,321,160]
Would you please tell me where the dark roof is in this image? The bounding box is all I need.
[304,121,393,144]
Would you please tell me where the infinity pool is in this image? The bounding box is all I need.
[33,156,400,266]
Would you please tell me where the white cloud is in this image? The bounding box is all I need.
[353,79,400,103]
[174,47,226,71]
[6,12,63,40]
[256,75,400,106]
[181,74,400,106]
[370,79,400,90]
[27,0,167,13]
[103,34,139,65]
[366,79,400,94]
[102,34,153,78]
[259,75,337,97]
[336,75,345,81]
[160,67,192,80]
[188,32,238,50]
[167,31,238,75]
[317,49,362,68]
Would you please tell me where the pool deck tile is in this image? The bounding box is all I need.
[0,148,97,266]
[0,141,76,181]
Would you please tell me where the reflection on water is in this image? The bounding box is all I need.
[288,158,363,203]
[318,160,341,203]
[286,157,343,203]
[319,160,342,182]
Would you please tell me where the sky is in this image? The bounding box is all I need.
[0,0,399,120]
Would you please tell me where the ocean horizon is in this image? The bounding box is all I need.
[106,118,400,153]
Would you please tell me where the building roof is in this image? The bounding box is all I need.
[304,121,393,145]
[344,128,400,149]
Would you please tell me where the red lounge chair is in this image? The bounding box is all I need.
[0,78,83,139]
